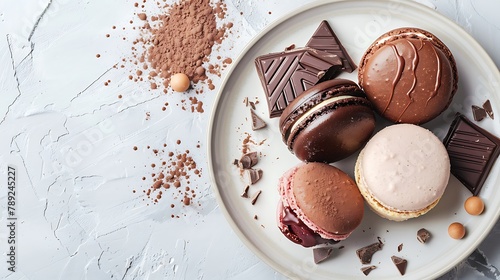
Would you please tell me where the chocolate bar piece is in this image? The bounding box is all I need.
[483,99,494,119]
[356,242,383,264]
[443,113,500,195]
[247,168,263,185]
[255,47,342,118]
[239,151,258,169]
[417,228,431,244]
[313,247,333,264]
[361,266,377,276]
[391,256,407,276]
[250,109,267,130]
[472,105,487,121]
[306,20,356,73]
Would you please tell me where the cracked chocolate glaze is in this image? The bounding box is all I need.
[359,28,457,124]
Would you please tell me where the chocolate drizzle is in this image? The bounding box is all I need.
[429,43,443,104]
[396,40,419,121]
[384,44,405,114]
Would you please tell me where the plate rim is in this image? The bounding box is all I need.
[207,0,500,279]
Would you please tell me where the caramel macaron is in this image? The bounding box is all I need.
[279,79,376,163]
[358,28,458,124]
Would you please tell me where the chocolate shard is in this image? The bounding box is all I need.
[241,185,249,198]
[361,266,377,276]
[250,109,267,130]
[306,20,357,73]
[285,44,296,51]
[313,247,334,264]
[250,190,262,205]
[315,64,343,85]
[443,113,500,195]
[391,256,407,276]
[255,47,343,118]
[472,105,487,121]
[247,168,263,185]
[356,242,383,264]
[417,228,431,244]
[483,99,494,119]
[239,151,258,169]
[397,243,403,252]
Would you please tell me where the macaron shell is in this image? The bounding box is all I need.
[355,149,441,222]
[289,163,364,237]
[359,27,458,124]
[291,100,375,163]
[354,124,450,221]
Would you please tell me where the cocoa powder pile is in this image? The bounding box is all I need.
[131,0,233,92]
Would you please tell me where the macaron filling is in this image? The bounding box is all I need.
[277,202,330,247]
[289,95,356,138]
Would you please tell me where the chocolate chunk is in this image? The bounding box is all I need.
[306,20,356,73]
[391,256,407,275]
[397,243,403,252]
[241,185,249,198]
[483,99,494,119]
[443,113,500,195]
[417,228,431,244]
[250,109,267,130]
[313,247,333,264]
[250,190,262,205]
[361,266,377,276]
[315,64,343,85]
[472,105,487,121]
[239,151,258,169]
[285,44,295,51]
[356,242,383,264]
[255,47,342,118]
[247,168,263,184]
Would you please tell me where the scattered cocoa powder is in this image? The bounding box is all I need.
[135,142,203,217]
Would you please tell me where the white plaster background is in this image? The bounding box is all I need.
[0,0,499,279]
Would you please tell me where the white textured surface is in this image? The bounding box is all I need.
[0,0,498,279]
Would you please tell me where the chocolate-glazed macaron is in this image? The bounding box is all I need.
[279,79,376,163]
[358,27,458,124]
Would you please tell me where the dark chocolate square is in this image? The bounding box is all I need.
[443,113,500,195]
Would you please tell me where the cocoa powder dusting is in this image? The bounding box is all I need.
[135,143,203,217]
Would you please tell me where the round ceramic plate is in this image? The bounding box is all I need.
[207,0,500,279]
